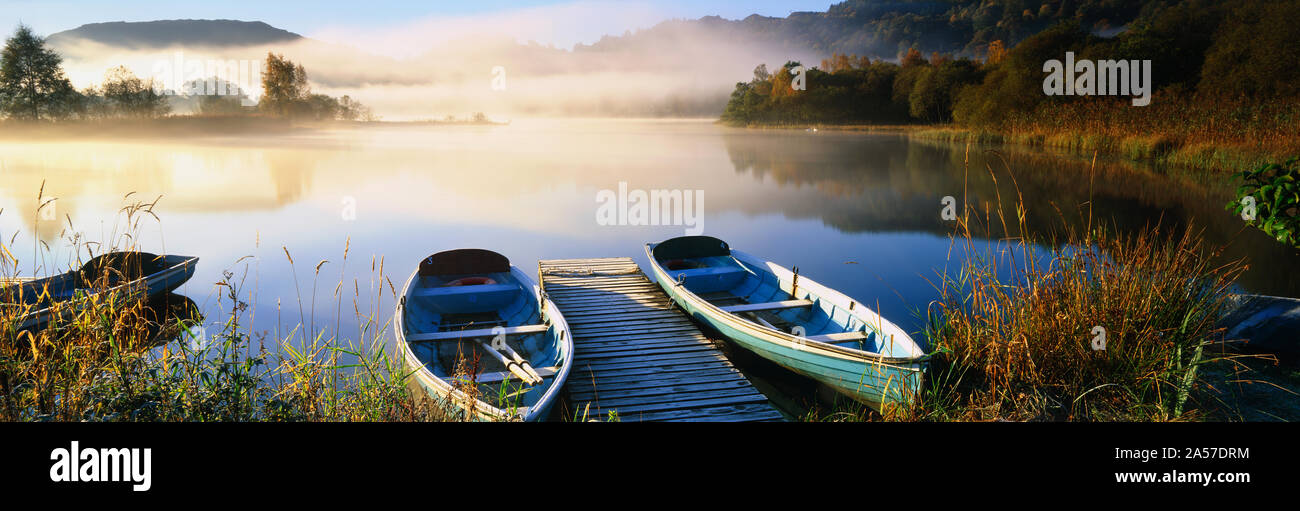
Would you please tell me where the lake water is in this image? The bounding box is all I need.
[4,118,1297,415]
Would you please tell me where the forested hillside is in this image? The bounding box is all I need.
[719,0,1300,171]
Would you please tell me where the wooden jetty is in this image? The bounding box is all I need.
[539,257,784,422]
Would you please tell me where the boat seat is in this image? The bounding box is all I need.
[447,365,560,384]
[805,331,871,343]
[411,282,520,314]
[412,283,516,297]
[667,265,747,293]
[407,323,549,342]
[720,299,814,313]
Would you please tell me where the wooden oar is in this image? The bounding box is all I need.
[498,342,544,383]
[473,340,539,384]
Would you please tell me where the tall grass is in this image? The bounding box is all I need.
[896,149,1248,421]
[999,94,1300,171]
[0,190,461,421]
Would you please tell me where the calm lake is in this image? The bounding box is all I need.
[3,118,1298,415]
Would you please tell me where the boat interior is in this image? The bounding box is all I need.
[402,249,563,409]
[652,236,913,357]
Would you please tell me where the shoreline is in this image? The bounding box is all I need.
[0,116,511,140]
[720,120,1292,173]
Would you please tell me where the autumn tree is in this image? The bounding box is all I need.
[986,40,1007,65]
[260,53,310,117]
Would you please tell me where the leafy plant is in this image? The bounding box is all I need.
[1228,157,1300,247]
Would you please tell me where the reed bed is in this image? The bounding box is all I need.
[921,94,1300,172]
[904,147,1256,421]
[801,147,1263,422]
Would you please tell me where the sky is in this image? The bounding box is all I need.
[0,0,839,49]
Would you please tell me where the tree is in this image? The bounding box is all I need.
[260,53,310,117]
[986,40,1007,65]
[305,93,339,120]
[338,95,370,121]
[0,24,75,120]
[1198,0,1300,98]
[899,48,926,68]
[198,94,244,115]
[101,66,170,118]
[909,59,982,122]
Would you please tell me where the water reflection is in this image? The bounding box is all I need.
[721,130,1300,296]
[141,293,203,349]
[1,119,1297,347]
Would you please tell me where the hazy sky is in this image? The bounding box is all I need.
[1,0,838,48]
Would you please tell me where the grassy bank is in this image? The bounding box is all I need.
[801,153,1295,422]
[911,95,1300,172]
[0,195,468,421]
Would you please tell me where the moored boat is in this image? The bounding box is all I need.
[395,249,573,421]
[1,252,199,332]
[645,236,926,409]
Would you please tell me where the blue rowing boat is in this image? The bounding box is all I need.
[645,236,926,409]
[396,249,573,421]
[2,252,198,332]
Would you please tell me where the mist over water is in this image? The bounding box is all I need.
[45,14,825,119]
[3,119,1295,346]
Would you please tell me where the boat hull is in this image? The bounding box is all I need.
[9,255,198,332]
[395,264,573,422]
[645,243,922,409]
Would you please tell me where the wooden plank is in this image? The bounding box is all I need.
[561,309,678,320]
[575,387,765,409]
[406,323,548,342]
[539,257,782,422]
[575,349,725,368]
[569,378,755,402]
[580,393,772,415]
[575,343,715,360]
[549,295,667,307]
[569,358,734,377]
[568,324,702,341]
[720,299,814,313]
[574,341,715,357]
[540,257,637,265]
[552,301,673,313]
[547,290,664,301]
[806,331,870,343]
[573,351,728,371]
[446,365,560,384]
[640,404,786,422]
[567,371,747,395]
[570,317,695,331]
[573,330,711,343]
[567,366,743,389]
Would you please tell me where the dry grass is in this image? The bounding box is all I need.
[0,188,461,421]
[901,147,1250,421]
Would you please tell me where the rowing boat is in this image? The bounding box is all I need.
[1,252,199,331]
[395,248,573,421]
[645,236,925,409]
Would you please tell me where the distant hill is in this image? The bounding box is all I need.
[579,0,1157,58]
[46,19,302,48]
